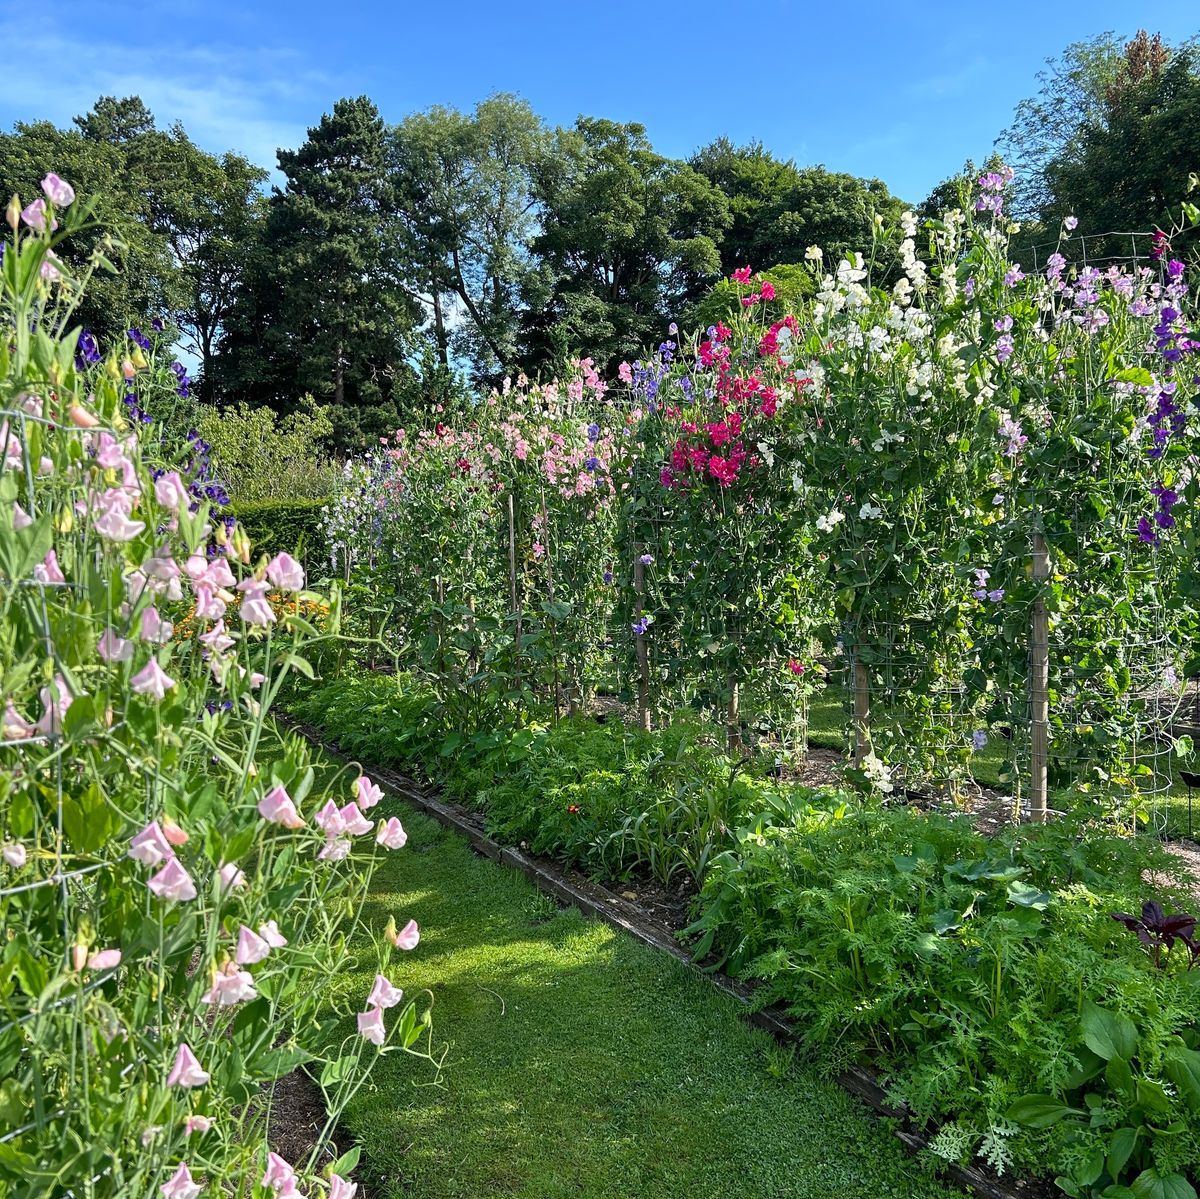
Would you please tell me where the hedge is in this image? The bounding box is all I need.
[232,498,328,567]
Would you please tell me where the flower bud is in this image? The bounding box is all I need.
[231,525,251,564]
[5,195,19,231]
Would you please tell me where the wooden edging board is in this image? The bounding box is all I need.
[283,716,1029,1199]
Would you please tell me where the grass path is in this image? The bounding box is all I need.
[307,751,966,1199]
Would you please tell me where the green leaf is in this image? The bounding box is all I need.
[1006,1093,1077,1128]
[1082,1003,1138,1062]
[1129,1169,1197,1199]
[1164,1043,1200,1108]
[1107,1127,1138,1182]
[1006,879,1052,909]
[329,1146,361,1177]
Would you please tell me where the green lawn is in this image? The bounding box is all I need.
[297,736,966,1199]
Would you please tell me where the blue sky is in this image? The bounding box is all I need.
[2,2,1196,203]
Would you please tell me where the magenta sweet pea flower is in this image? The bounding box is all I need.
[147,858,197,902]
[166,1042,210,1088]
[376,817,407,849]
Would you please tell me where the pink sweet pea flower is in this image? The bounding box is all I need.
[34,674,75,735]
[258,784,304,829]
[166,1042,210,1088]
[390,919,420,951]
[12,502,32,530]
[162,818,189,847]
[41,173,75,207]
[21,197,55,231]
[329,1175,357,1199]
[131,658,175,700]
[3,703,34,742]
[357,1006,386,1045]
[313,799,344,836]
[261,1151,296,1190]
[128,821,175,866]
[3,842,27,868]
[183,1114,212,1135]
[198,619,234,652]
[238,579,275,626]
[139,606,173,643]
[201,960,257,1006]
[259,919,288,948]
[160,1162,202,1199]
[193,582,226,621]
[354,775,383,809]
[217,861,245,892]
[317,837,351,861]
[367,973,404,1009]
[147,858,197,902]
[338,802,373,836]
[97,628,133,662]
[33,549,66,585]
[235,924,271,965]
[266,552,304,591]
[93,505,146,541]
[376,818,407,850]
[87,948,122,970]
[154,471,189,511]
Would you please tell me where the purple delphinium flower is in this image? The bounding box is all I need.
[972,730,988,750]
[631,616,650,636]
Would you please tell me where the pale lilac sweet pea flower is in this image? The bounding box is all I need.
[338,801,373,836]
[318,837,352,862]
[238,579,275,626]
[259,919,288,948]
[313,799,345,836]
[329,1176,358,1199]
[166,1043,210,1088]
[183,1115,212,1135]
[261,1152,296,1191]
[147,858,197,902]
[3,842,28,868]
[217,861,245,892]
[154,471,190,510]
[376,818,407,849]
[357,1006,386,1045]
[21,197,56,231]
[97,628,134,662]
[33,549,66,585]
[93,505,146,541]
[266,552,304,591]
[41,173,75,207]
[367,973,404,1009]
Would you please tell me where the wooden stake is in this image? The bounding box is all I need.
[1029,532,1050,823]
[726,675,741,755]
[633,548,651,732]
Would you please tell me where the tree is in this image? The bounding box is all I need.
[390,94,547,378]
[691,139,909,273]
[520,117,730,374]
[216,96,421,445]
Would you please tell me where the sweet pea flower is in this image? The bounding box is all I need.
[140,607,173,643]
[217,861,245,892]
[97,628,133,662]
[147,858,197,902]
[128,821,175,866]
[3,842,27,868]
[238,579,275,626]
[21,197,55,231]
[12,502,32,531]
[198,619,235,652]
[259,919,288,948]
[266,551,304,591]
[166,1043,210,1088]
[313,799,345,836]
[390,919,420,951]
[154,471,190,510]
[354,775,383,809]
[329,1176,358,1199]
[162,818,189,847]
[33,549,66,585]
[183,1115,212,1135]
[235,924,271,965]
[376,817,407,850]
[367,973,404,1009]
[41,173,75,207]
[131,658,175,700]
[160,1162,202,1199]
[201,960,256,1006]
[338,801,373,836]
[93,505,146,542]
[261,1152,296,1190]
[258,784,305,829]
[87,948,122,970]
[317,837,352,862]
[357,1006,386,1045]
